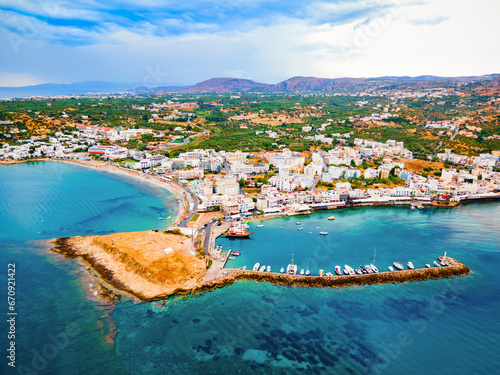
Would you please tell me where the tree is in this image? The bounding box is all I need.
[238,177,246,186]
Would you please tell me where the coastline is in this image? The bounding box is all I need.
[3,158,187,225]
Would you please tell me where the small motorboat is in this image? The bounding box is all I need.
[319,269,324,276]
[370,264,379,273]
[157,217,163,220]
[296,222,301,225]
[328,216,335,220]
[393,262,404,270]
[335,265,342,275]
[231,252,241,256]
[319,231,328,235]
[297,227,303,231]
[425,263,431,268]
[388,266,394,272]
[326,272,333,277]
[259,265,266,272]
[305,269,310,276]
[257,224,264,228]
[365,265,373,274]
[433,261,441,267]
[228,256,236,260]
[407,262,415,270]
[300,269,305,275]
[355,267,363,275]
[253,263,260,271]
[266,265,271,272]
[280,267,285,273]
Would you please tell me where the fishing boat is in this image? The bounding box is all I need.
[319,231,328,235]
[257,224,264,228]
[253,263,260,271]
[344,265,355,276]
[280,267,285,273]
[335,265,343,276]
[328,216,335,220]
[266,266,271,272]
[300,269,305,275]
[259,265,266,272]
[388,266,394,272]
[393,262,404,270]
[319,269,325,277]
[370,264,379,273]
[433,261,441,267]
[425,263,431,268]
[231,251,241,256]
[407,261,415,269]
[297,227,303,231]
[287,251,298,275]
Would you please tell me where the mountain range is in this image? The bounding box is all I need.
[1,74,499,98]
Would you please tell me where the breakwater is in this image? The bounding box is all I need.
[193,257,470,298]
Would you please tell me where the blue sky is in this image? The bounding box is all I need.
[0,0,499,86]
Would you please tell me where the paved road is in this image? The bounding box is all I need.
[170,179,199,227]
[310,177,320,191]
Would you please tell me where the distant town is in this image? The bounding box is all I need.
[1,77,500,216]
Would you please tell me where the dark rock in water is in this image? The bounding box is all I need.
[287,331,303,342]
[192,318,201,323]
[234,347,245,356]
[281,349,296,361]
[350,352,368,367]
[305,329,324,340]
[262,296,274,304]
[172,319,179,324]
[262,322,270,328]
[146,310,154,318]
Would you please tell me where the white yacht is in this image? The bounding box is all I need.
[287,251,298,275]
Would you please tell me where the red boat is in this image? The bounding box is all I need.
[231,252,241,256]
[226,231,254,238]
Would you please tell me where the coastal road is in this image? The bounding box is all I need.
[171,180,199,227]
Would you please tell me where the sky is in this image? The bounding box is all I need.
[0,0,499,87]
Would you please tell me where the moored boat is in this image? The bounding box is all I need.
[253,263,260,271]
[296,222,301,225]
[287,251,298,275]
[228,256,236,260]
[297,227,303,231]
[328,216,335,220]
[319,269,324,277]
[305,269,310,276]
[259,265,266,272]
[344,265,355,276]
[280,267,285,273]
[393,262,404,270]
[319,231,328,235]
[365,265,373,274]
[425,263,431,268]
[266,265,271,272]
[335,265,343,275]
[355,267,363,275]
[407,261,414,269]
[231,251,241,256]
[388,266,394,272]
[433,261,441,267]
[370,264,379,273]
[157,217,163,220]
[300,269,304,275]
[326,272,333,277]
[257,224,264,228]
[439,259,447,266]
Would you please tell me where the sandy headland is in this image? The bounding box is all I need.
[51,230,207,301]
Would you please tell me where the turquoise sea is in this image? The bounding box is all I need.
[1,161,500,375]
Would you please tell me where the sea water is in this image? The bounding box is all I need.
[1,162,500,374]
